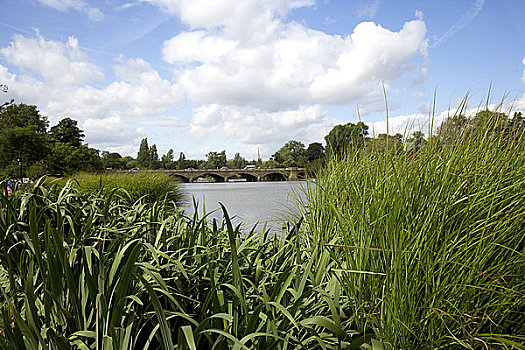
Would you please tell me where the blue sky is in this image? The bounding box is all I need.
[1,0,524,160]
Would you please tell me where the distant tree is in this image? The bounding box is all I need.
[272,140,306,167]
[372,133,404,154]
[161,149,175,169]
[177,152,187,169]
[50,117,85,147]
[136,138,150,168]
[46,143,102,176]
[325,121,369,157]
[263,159,279,168]
[306,142,325,162]
[232,153,247,169]
[436,114,468,140]
[0,103,49,177]
[405,131,426,151]
[102,152,125,169]
[205,150,227,169]
[149,144,160,169]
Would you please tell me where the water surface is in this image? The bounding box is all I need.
[180,181,308,231]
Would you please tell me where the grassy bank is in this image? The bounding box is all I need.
[50,171,184,205]
[304,110,525,348]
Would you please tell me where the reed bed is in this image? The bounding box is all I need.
[52,171,184,205]
[304,109,525,348]
[0,178,363,349]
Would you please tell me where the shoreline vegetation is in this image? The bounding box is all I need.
[1,102,525,349]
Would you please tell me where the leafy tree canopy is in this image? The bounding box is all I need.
[325,121,369,157]
[272,140,306,167]
[50,117,85,147]
[205,150,227,169]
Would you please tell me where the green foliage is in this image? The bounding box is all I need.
[306,142,325,162]
[205,150,227,169]
[49,117,85,147]
[0,179,365,349]
[61,171,183,204]
[0,103,49,177]
[306,106,525,349]
[325,121,368,157]
[45,143,102,176]
[102,152,127,170]
[272,140,306,167]
[136,138,150,168]
[161,149,176,169]
[149,144,160,169]
[232,152,247,169]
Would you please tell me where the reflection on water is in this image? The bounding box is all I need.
[179,181,309,231]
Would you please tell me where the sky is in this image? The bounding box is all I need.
[1,0,524,160]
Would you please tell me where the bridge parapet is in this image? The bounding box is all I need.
[119,168,306,182]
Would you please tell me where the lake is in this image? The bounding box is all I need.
[179,181,310,231]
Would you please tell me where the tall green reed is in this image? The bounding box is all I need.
[305,102,525,349]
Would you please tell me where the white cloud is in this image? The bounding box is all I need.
[170,19,427,111]
[190,104,335,154]
[357,0,380,18]
[162,31,238,64]
[36,0,103,21]
[82,115,145,153]
[142,0,314,43]
[0,33,104,85]
[54,57,184,119]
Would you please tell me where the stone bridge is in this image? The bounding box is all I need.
[141,168,306,183]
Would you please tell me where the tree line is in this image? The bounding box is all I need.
[1,86,523,178]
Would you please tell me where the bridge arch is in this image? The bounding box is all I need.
[194,172,226,182]
[261,172,287,181]
[169,174,190,183]
[235,172,258,182]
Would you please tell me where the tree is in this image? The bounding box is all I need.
[272,140,306,167]
[161,149,175,169]
[436,114,468,140]
[232,153,247,169]
[406,131,426,151]
[149,144,160,169]
[325,121,369,157]
[136,138,150,168]
[46,143,101,176]
[177,152,187,169]
[0,103,49,177]
[205,150,227,169]
[50,117,85,147]
[306,142,324,162]
[102,152,126,169]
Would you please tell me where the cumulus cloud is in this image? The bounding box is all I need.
[170,19,427,111]
[0,34,184,128]
[162,31,238,64]
[142,0,314,43]
[0,32,104,85]
[36,0,103,21]
[82,115,145,154]
[190,104,335,154]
